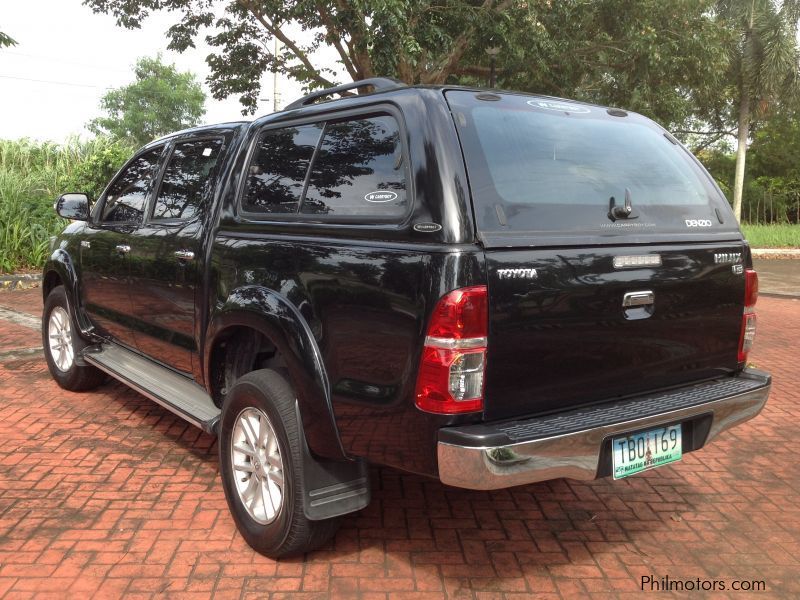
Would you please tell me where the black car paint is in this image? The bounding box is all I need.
[43,86,750,479]
[483,243,746,421]
[204,89,485,471]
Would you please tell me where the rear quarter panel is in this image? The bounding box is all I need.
[205,89,485,475]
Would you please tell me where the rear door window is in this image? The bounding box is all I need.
[239,113,408,222]
[151,138,224,221]
[241,124,323,214]
[302,115,407,218]
[445,91,738,243]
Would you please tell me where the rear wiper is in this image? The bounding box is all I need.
[608,188,638,221]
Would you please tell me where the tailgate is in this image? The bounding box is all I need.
[483,244,746,420]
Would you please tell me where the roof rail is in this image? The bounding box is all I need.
[285,77,406,111]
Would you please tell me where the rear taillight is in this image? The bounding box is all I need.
[738,269,758,363]
[415,286,488,414]
[744,268,759,307]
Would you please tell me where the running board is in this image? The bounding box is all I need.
[83,343,220,433]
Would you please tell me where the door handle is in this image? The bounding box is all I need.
[115,244,131,254]
[174,250,195,261]
[622,290,654,307]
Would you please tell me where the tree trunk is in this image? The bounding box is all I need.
[732,90,750,223]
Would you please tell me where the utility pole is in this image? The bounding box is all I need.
[261,39,283,112]
[273,38,281,112]
[485,45,500,88]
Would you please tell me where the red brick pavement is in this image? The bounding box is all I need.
[0,288,41,319]
[0,321,39,354]
[0,288,798,599]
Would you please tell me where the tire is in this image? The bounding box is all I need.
[218,369,341,558]
[42,285,105,392]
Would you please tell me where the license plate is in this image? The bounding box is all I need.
[612,424,682,479]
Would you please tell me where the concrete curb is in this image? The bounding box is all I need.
[0,306,41,330]
[0,347,43,362]
[760,291,800,300]
[0,273,42,290]
[752,249,800,259]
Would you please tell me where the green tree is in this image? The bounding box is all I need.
[472,0,731,127]
[699,104,800,223]
[748,106,800,222]
[716,0,800,221]
[84,0,729,126]
[63,139,136,201]
[89,55,206,146]
[0,29,16,47]
[84,0,524,113]
[750,107,800,179]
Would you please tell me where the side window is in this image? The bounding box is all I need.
[302,115,407,218]
[151,139,224,221]
[241,124,323,214]
[100,148,163,224]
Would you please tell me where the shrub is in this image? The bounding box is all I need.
[0,137,133,273]
[62,141,135,201]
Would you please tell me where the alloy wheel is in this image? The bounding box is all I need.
[230,406,285,524]
[47,306,74,372]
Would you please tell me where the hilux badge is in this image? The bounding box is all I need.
[714,252,742,264]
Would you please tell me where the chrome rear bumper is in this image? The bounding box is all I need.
[437,369,771,490]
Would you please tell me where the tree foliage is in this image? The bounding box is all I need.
[711,0,800,220]
[0,29,16,47]
[474,0,731,127]
[89,55,206,146]
[699,104,800,223]
[83,0,728,126]
[750,107,800,180]
[64,140,136,201]
[745,105,800,223]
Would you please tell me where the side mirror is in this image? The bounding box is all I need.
[55,193,90,221]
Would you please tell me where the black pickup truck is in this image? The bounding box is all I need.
[42,78,771,558]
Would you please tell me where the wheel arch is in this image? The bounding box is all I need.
[205,285,345,461]
[42,249,93,336]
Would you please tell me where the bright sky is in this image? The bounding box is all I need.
[1,0,341,142]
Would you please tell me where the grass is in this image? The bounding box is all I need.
[0,137,131,273]
[740,224,800,249]
[0,140,68,273]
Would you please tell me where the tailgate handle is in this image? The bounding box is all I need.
[623,290,654,307]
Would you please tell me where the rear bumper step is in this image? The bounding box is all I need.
[437,369,771,490]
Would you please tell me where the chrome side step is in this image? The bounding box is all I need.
[83,343,221,433]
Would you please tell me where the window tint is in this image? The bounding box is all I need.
[302,116,406,218]
[101,148,163,224]
[152,139,224,221]
[471,107,707,208]
[242,124,322,214]
[446,90,736,238]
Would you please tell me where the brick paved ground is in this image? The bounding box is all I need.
[753,258,800,297]
[0,321,38,354]
[0,287,798,599]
